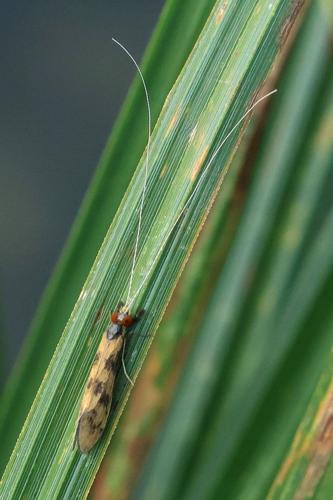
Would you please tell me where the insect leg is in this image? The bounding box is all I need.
[134,309,145,322]
[121,337,134,387]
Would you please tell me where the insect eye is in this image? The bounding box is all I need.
[123,315,134,327]
[111,312,118,323]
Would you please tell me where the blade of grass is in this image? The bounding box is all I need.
[221,54,333,500]
[181,6,333,498]
[0,1,293,498]
[99,126,249,498]
[131,4,332,499]
[311,367,333,499]
[136,4,333,499]
[0,0,216,474]
[226,253,333,500]
[191,7,333,494]
[266,336,333,499]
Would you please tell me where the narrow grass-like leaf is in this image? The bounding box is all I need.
[216,7,333,498]
[228,209,333,499]
[226,163,333,490]
[0,0,216,474]
[311,362,333,499]
[132,4,333,499]
[265,223,333,500]
[197,9,333,497]
[0,1,294,498]
[99,128,248,498]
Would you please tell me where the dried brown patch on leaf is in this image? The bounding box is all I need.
[279,0,306,48]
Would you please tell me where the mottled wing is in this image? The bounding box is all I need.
[75,331,124,453]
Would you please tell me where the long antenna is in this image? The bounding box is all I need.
[112,38,152,306]
[128,88,277,308]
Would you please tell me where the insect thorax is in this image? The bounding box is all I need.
[106,323,122,341]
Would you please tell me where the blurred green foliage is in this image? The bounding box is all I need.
[2,1,333,500]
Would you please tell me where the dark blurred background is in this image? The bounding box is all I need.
[0,1,164,375]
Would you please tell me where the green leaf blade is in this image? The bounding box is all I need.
[0,1,294,498]
[0,0,216,474]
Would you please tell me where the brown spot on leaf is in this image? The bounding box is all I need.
[93,305,104,325]
[191,146,209,181]
[215,2,228,25]
[166,110,179,135]
[159,163,169,178]
[279,0,305,48]
[268,381,333,499]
